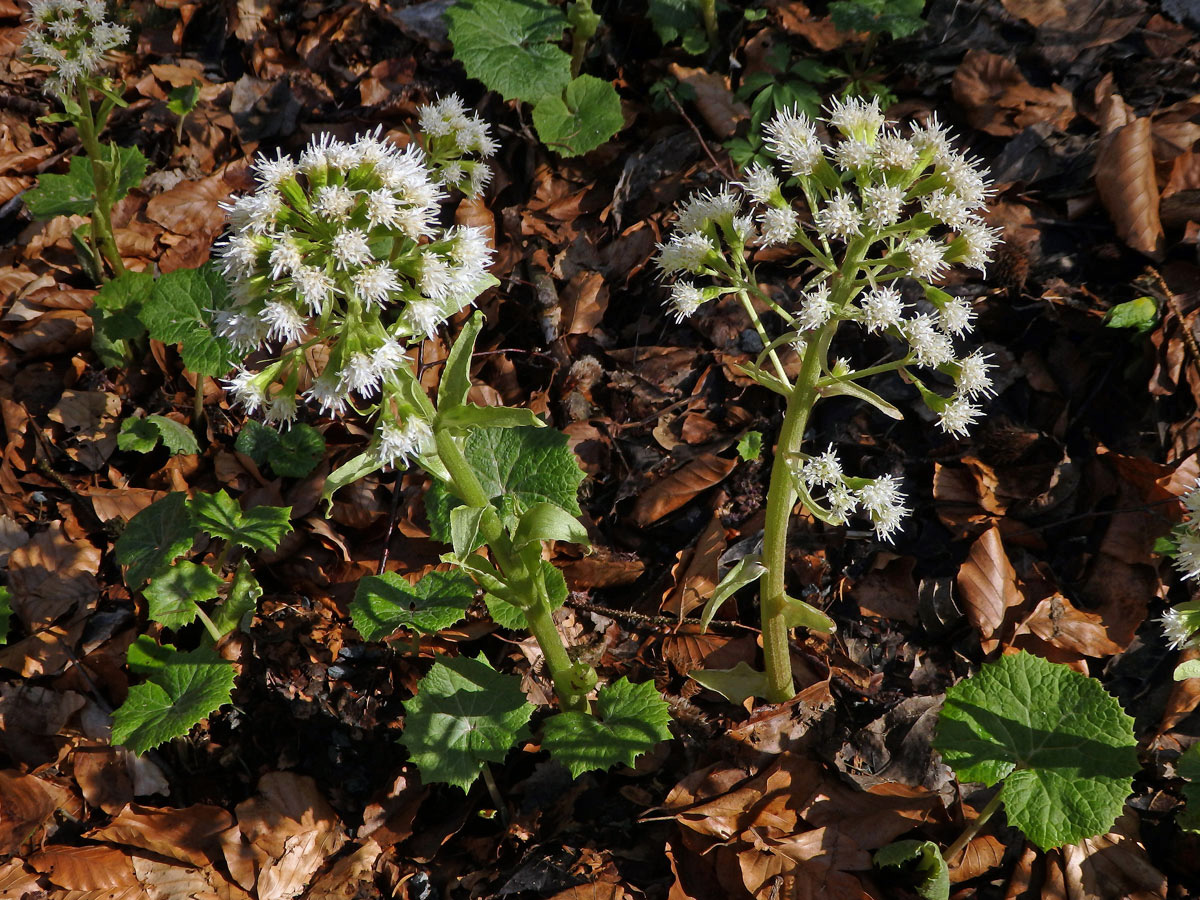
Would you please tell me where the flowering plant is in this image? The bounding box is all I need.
[1159,484,1200,679]
[21,0,141,281]
[217,98,671,788]
[659,96,1000,702]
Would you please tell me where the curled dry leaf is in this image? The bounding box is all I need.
[0,772,57,857]
[951,50,1075,137]
[1095,93,1164,259]
[632,453,737,526]
[956,526,1023,654]
[667,64,748,140]
[8,521,100,628]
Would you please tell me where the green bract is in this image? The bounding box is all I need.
[401,655,536,790]
[934,651,1139,849]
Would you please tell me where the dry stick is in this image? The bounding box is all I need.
[565,597,759,632]
[1148,265,1200,377]
[661,85,736,181]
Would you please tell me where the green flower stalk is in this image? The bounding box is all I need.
[21,0,133,279]
[657,96,1000,703]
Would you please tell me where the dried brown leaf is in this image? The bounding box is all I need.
[1095,100,1164,258]
[8,521,100,628]
[957,526,1023,653]
[952,50,1075,137]
[0,772,57,857]
[632,454,736,526]
[667,64,747,139]
[28,845,137,890]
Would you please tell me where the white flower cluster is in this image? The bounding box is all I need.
[22,0,130,97]
[1160,486,1200,651]
[216,101,496,467]
[417,94,498,197]
[655,96,1005,542]
[790,446,910,542]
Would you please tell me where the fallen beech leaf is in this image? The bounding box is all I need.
[632,453,737,526]
[952,50,1074,137]
[546,883,626,900]
[145,171,236,237]
[89,803,235,869]
[956,526,1023,653]
[1013,592,1125,658]
[1095,94,1163,258]
[8,521,100,628]
[0,772,57,857]
[663,511,726,617]
[667,63,747,139]
[948,835,1006,882]
[28,845,137,890]
[1001,0,1070,25]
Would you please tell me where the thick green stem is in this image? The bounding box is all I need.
[433,427,590,713]
[75,82,125,280]
[759,338,825,702]
[194,605,224,643]
[193,375,206,427]
[758,241,871,703]
[567,0,600,79]
[942,790,1003,864]
[698,0,718,51]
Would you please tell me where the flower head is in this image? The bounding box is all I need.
[22,0,129,97]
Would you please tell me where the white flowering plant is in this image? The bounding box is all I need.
[1157,483,1200,680]
[661,96,1001,703]
[218,98,671,789]
[21,0,145,282]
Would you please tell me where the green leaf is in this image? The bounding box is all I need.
[1174,659,1200,681]
[781,593,836,633]
[531,75,624,157]
[1178,743,1200,833]
[436,403,545,431]
[126,633,176,674]
[484,559,566,629]
[143,560,224,630]
[92,268,153,348]
[512,501,590,548]
[821,378,905,419]
[401,654,536,790]
[108,143,150,202]
[873,840,950,900]
[115,492,196,587]
[322,452,383,512]
[427,426,586,540]
[167,80,202,117]
[26,145,149,219]
[111,644,237,755]
[188,491,292,551]
[211,559,261,636]
[1105,296,1158,334]
[829,0,926,38]
[235,420,325,478]
[689,661,771,705]
[450,505,488,558]
[118,415,199,455]
[0,587,11,645]
[438,310,483,412]
[141,264,236,376]
[646,0,705,46]
[542,677,673,777]
[736,431,762,462]
[698,554,765,632]
[934,650,1139,849]
[350,570,477,640]
[445,0,572,104]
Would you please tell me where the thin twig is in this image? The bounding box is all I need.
[565,597,758,632]
[1148,265,1200,380]
[662,85,736,180]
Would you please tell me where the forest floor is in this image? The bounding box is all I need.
[2,0,1200,897]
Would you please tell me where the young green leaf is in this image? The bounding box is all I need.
[484,559,566,630]
[350,570,477,641]
[1104,297,1158,334]
[91,269,154,364]
[111,643,237,755]
[0,586,11,645]
[401,654,536,790]
[541,677,673,777]
[143,560,224,630]
[873,840,949,900]
[427,425,586,540]
[445,0,573,104]
[25,146,148,219]
[736,430,762,461]
[115,492,196,587]
[934,650,1139,849]
[140,264,236,376]
[118,415,200,456]
[322,452,384,512]
[1177,742,1200,833]
[188,491,292,551]
[234,420,326,478]
[1175,659,1200,681]
[698,554,765,632]
[449,505,488,558]
[167,80,202,117]
[436,404,545,431]
[531,75,625,157]
[512,501,590,548]
[829,0,925,38]
[646,0,707,50]
[211,559,261,636]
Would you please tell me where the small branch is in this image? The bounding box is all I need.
[662,85,735,181]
